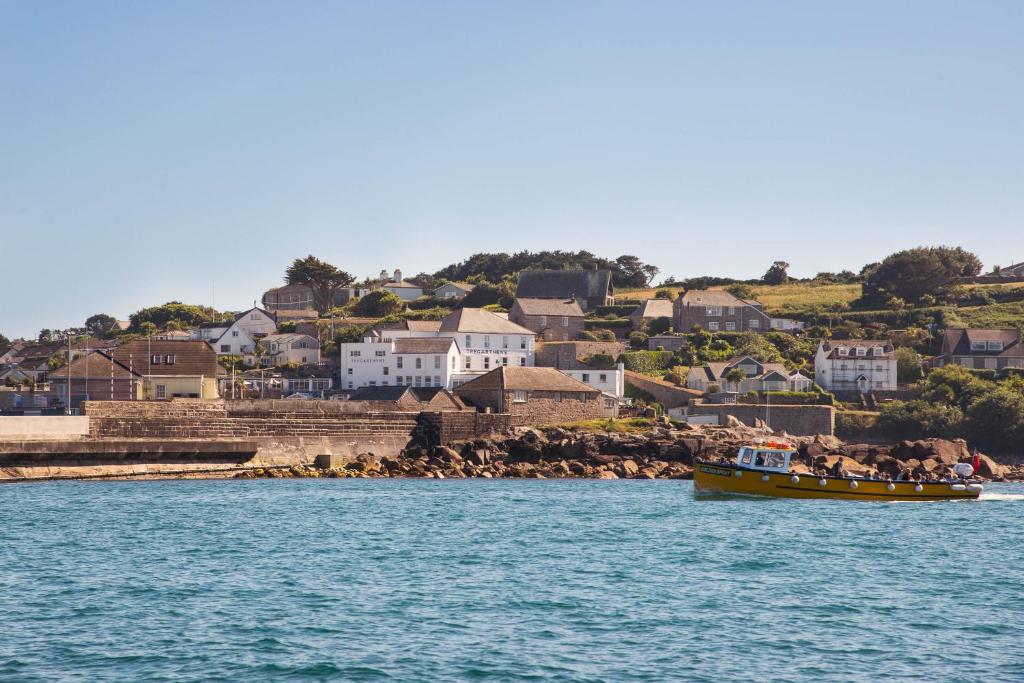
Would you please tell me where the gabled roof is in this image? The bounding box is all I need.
[512,298,584,317]
[55,350,141,380]
[456,366,600,394]
[262,333,318,345]
[439,308,534,335]
[374,320,442,333]
[349,385,456,402]
[383,280,421,289]
[678,289,758,308]
[515,269,613,301]
[393,337,458,354]
[434,282,474,293]
[633,299,674,319]
[942,328,1023,357]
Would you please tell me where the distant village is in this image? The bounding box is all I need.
[1,250,1023,449]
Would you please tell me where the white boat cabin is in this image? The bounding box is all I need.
[736,445,795,472]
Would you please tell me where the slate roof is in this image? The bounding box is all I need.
[435,282,474,293]
[456,366,599,394]
[512,298,584,317]
[942,329,1023,357]
[376,320,443,333]
[439,308,534,335]
[263,333,318,346]
[678,289,753,307]
[632,299,674,319]
[55,351,141,380]
[818,340,894,360]
[111,339,222,376]
[393,338,458,354]
[348,385,461,404]
[515,269,613,301]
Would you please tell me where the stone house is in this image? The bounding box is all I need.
[454,366,609,425]
[933,329,1024,370]
[111,339,222,400]
[673,290,772,333]
[515,269,614,310]
[508,298,585,341]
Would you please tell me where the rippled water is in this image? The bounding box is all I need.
[1,480,1022,682]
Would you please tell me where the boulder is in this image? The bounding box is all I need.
[597,469,619,479]
[975,454,1006,479]
[619,459,640,477]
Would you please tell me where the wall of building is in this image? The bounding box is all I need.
[534,341,628,369]
[0,416,90,439]
[508,311,584,342]
[687,403,835,436]
[624,371,701,409]
[674,302,769,333]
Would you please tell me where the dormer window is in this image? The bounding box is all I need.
[988,341,1004,351]
[970,341,987,351]
[856,347,867,357]
[837,347,849,356]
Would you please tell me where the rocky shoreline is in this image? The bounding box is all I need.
[235,418,1024,482]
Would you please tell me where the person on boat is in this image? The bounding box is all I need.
[829,459,844,477]
[755,452,765,467]
[971,452,982,478]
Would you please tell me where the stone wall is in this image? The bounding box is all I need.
[418,411,513,444]
[83,399,228,419]
[687,403,835,436]
[624,371,701,409]
[534,341,628,369]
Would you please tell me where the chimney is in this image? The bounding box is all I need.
[379,269,388,281]
[394,268,402,282]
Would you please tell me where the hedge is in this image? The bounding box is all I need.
[585,318,632,330]
[835,412,878,439]
[594,305,638,317]
[620,350,676,375]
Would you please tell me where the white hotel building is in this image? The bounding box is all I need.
[340,309,536,391]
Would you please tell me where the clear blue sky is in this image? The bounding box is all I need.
[2,1,1021,338]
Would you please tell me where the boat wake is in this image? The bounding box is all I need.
[979,492,1024,501]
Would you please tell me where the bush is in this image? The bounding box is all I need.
[619,350,676,375]
[583,353,617,369]
[584,318,632,330]
[663,371,682,386]
[353,290,404,317]
[835,412,878,440]
[965,388,1024,454]
[594,305,637,317]
[874,400,964,440]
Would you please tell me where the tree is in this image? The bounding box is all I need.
[84,314,117,338]
[762,261,790,285]
[895,347,923,385]
[965,388,1024,454]
[614,255,660,287]
[139,322,157,337]
[654,289,674,299]
[130,302,219,332]
[723,367,746,392]
[726,284,756,300]
[732,332,784,364]
[0,332,9,348]
[875,400,964,441]
[647,317,671,336]
[861,246,982,306]
[353,290,404,318]
[285,256,355,314]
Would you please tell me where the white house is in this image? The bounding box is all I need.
[340,337,461,391]
[379,269,423,302]
[434,282,474,300]
[339,308,536,390]
[260,333,320,367]
[194,307,278,360]
[559,363,626,399]
[814,340,896,392]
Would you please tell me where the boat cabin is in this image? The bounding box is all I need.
[736,444,795,472]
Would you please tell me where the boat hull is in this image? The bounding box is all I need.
[694,462,981,501]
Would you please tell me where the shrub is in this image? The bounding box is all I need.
[619,350,676,375]
[874,400,964,440]
[353,290,404,317]
[835,412,878,440]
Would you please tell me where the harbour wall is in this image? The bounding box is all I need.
[687,403,835,436]
[0,416,90,440]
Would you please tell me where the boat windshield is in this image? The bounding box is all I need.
[761,451,788,469]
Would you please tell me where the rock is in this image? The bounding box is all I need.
[975,454,1006,479]
[620,459,640,477]
[480,471,493,478]
[466,449,490,467]
[597,470,619,479]
[637,467,658,479]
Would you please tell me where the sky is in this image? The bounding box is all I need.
[1,1,1022,339]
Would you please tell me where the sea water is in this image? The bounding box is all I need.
[0,479,1021,682]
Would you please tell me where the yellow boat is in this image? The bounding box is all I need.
[694,443,982,501]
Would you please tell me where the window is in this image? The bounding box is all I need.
[582,373,590,383]
[434,356,441,369]
[706,306,721,316]
[231,331,239,337]
[502,357,508,366]
[484,357,490,369]
[414,376,422,387]
[520,338,527,349]
[727,307,735,315]
[539,316,547,327]
[250,313,259,320]
[423,376,431,386]
[502,336,509,349]
[164,355,175,364]
[520,357,526,366]
[350,351,361,357]
[838,347,849,356]
[397,357,403,368]
[484,335,491,349]
[406,376,412,385]
[856,347,867,357]
[375,350,386,357]
[988,341,1004,351]
[415,358,422,369]
[970,341,987,351]
[451,356,456,369]
[561,317,568,327]
[347,368,353,375]
[383,367,389,375]
[512,390,527,403]
[434,375,441,386]
[155,384,166,399]
[465,357,471,369]
[553,392,561,402]
[599,374,607,382]
[151,354,162,364]
[369,381,376,386]
[725,322,736,331]
[465,335,471,348]
[748,319,760,329]
[708,322,719,331]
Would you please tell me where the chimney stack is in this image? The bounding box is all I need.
[394,268,402,282]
